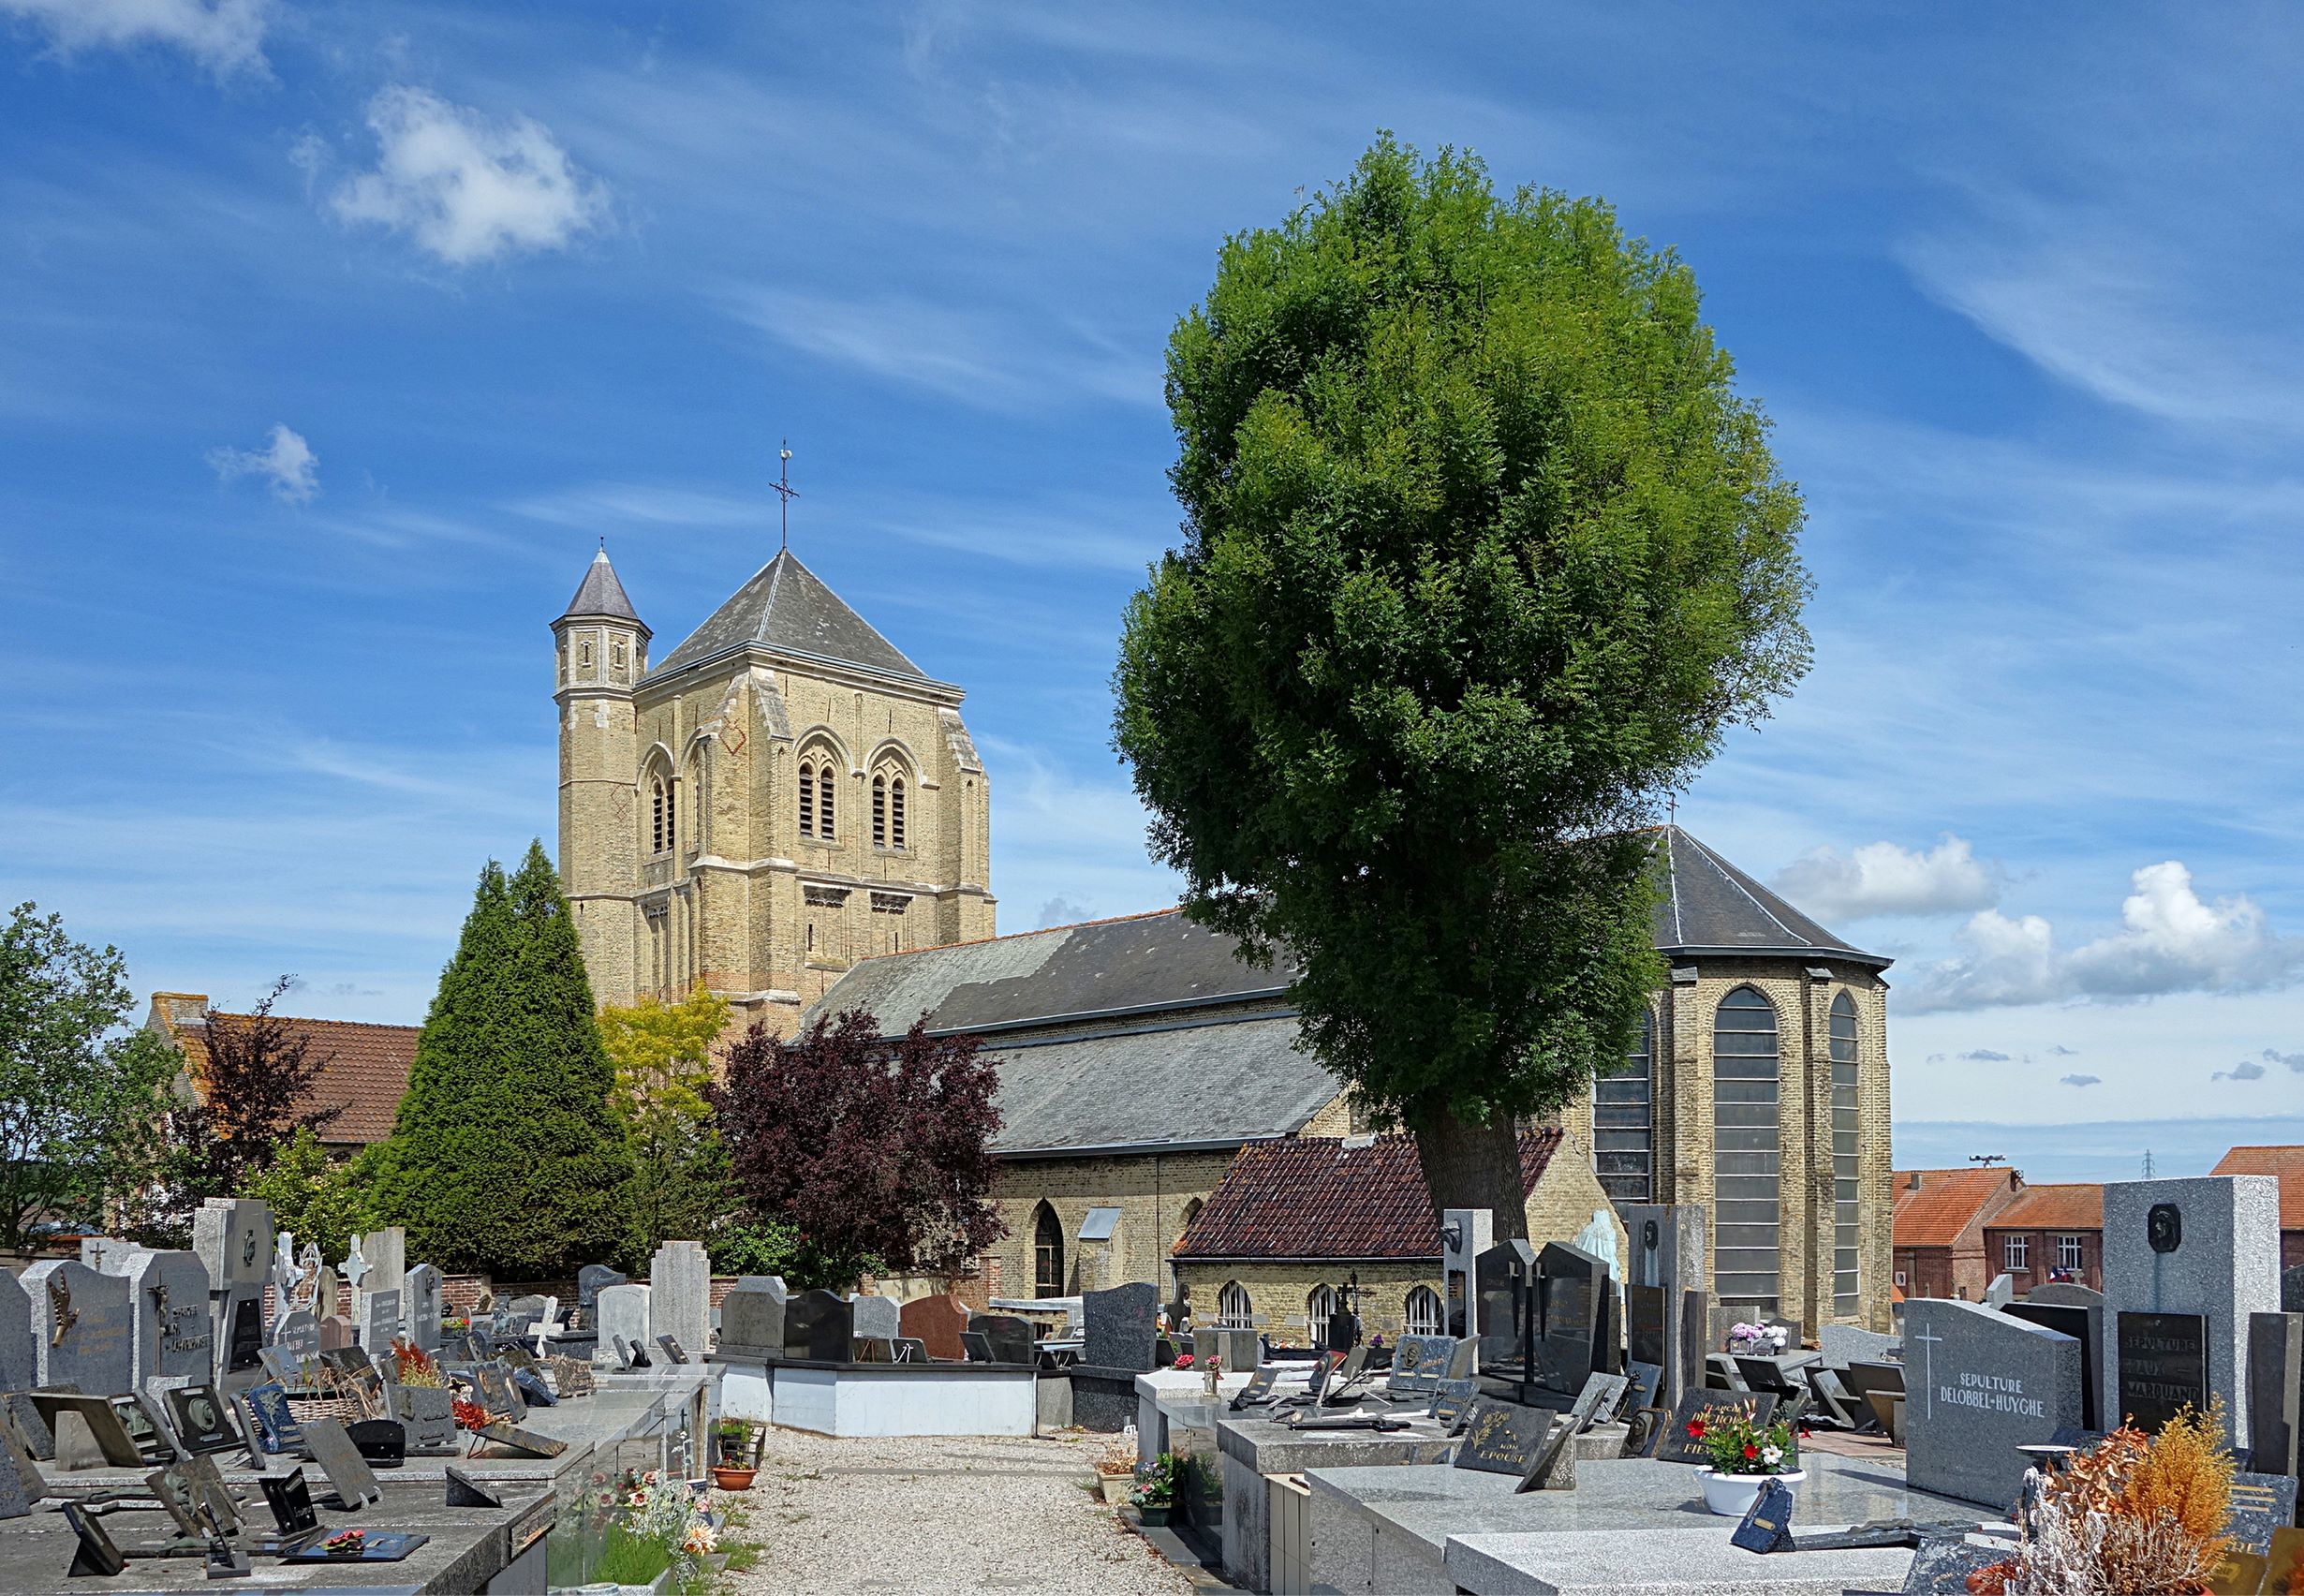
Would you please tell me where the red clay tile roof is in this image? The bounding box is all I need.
[1174,1129,1564,1261]
[1986,1183,2103,1232]
[170,1009,415,1147]
[2210,1145,2304,1231]
[1892,1166,2021,1250]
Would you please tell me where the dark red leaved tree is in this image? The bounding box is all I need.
[185,975,343,1194]
[714,1010,1004,1275]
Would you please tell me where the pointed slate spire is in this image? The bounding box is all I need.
[561,548,645,628]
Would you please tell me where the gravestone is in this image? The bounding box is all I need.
[1537,1241,1607,1393]
[1817,1323,1900,1368]
[402,1266,442,1353]
[272,1309,319,1368]
[192,1200,273,1293]
[1652,1388,1778,1466]
[2003,1282,2105,1431]
[2116,1311,2210,1435]
[0,1270,30,1398]
[1678,1289,1711,1414]
[2101,1174,2280,1450]
[318,1314,353,1352]
[118,1249,214,1395]
[848,1292,902,1346]
[1619,1204,1704,1400]
[355,1229,405,1305]
[1385,1334,1455,1396]
[292,1243,323,1314]
[596,1285,651,1367]
[1454,1399,1553,1475]
[217,1292,265,1382]
[1441,1207,1492,1340]
[785,1292,853,1362]
[1902,1536,2006,1595]
[396,1387,456,1455]
[1081,1282,1159,1372]
[2246,1312,2301,1478]
[1983,1274,2016,1308]
[1627,1286,1667,1378]
[968,1313,1035,1367]
[1475,1240,1535,1368]
[647,1241,710,1360]
[2228,1470,2301,1558]
[359,1289,402,1352]
[2284,1264,2304,1315]
[1904,1297,2083,1510]
[959,1331,994,1363]
[720,1278,790,1357]
[576,1264,626,1316]
[1428,1379,1479,1432]
[24,1261,133,1394]
[896,1293,967,1362]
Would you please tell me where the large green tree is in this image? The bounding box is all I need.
[0,903,183,1249]
[371,844,632,1276]
[1114,138,1811,1230]
[598,984,735,1268]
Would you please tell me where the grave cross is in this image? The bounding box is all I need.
[1913,1323,1944,1421]
[341,1241,370,1295]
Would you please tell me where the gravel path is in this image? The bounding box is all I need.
[718,1426,1203,1595]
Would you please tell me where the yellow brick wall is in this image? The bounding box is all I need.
[988,1150,1242,1296]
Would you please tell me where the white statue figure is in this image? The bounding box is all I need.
[1575,1207,1627,1326]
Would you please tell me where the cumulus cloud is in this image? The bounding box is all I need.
[1907,861,2304,1012]
[2213,1059,2267,1082]
[1957,1048,2012,1062]
[329,87,608,267]
[2048,1043,2081,1057]
[1773,835,2003,923]
[1036,896,1091,929]
[2060,1073,2101,1087]
[0,0,269,76]
[208,423,318,503]
[2261,1048,2304,1072]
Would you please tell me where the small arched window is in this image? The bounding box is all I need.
[1032,1203,1064,1299]
[1216,1281,1252,1329]
[798,760,816,837]
[818,763,835,841]
[872,774,888,848]
[890,776,907,850]
[1403,1285,1444,1337]
[649,776,672,855]
[1306,1284,1336,1347]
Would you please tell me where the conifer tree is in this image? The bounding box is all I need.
[372,843,632,1277]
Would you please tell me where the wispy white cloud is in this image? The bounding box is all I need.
[2060,1074,2101,1088]
[0,0,270,77]
[208,423,318,503]
[2211,1059,2266,1082]
[1774,835,2003,923]
[328,87,609,267]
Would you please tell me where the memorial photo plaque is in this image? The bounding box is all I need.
[1627,1284,1667,1368]
[2116,1311,2209,1433]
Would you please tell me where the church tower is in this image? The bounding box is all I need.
[552,539,996,1034]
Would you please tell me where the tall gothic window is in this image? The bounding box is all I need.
[1596,1008,1655,1205]
[818,763,835,841]
[798,760,816,837]
[872,774,888,848]
[1403,1286,1443,1337]
[650,776,672,855]
[1033,1203,1064,1298]
[890,776,906,850]
[1713,985,1781,1310]
[1830,991,1861,1316]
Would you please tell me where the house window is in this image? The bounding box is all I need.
[1404,1286,1443,1337]
[1216,1281,1251,1329]
[2057,1234,2086,1271]
[1595,1008,1654,1205]
[1829,991,1861,1315]
[1306,1285,1335,1347]
[872,774,887,847]
[1713,985,1780,1311]
[799,761,816,836]
[1033,1204,1064,1298]
[2004,1234,2029,1271]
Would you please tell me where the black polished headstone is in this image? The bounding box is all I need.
[1474,1241,1535,1367]
[2003,1290,2104,1431]
[2116,1310,2209,1433]
[1729,1477,1796,1553]
[1628,1285,1667,1369]
[785,1291,854,1363]
[346,1418,406,1467]
[1901,1536,2005,1595]
[1652,1389,1778,1466]
[959,1331,995,1363]
[2245,1311,2301,1478]
[967,1313,1035,1367]
[1428,1379,1478,1433]
[1453,1399,1553,1475]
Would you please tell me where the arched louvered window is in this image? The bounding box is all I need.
[1306,1285,1335,1347]
[1032,1203,1064,1298]
[1216,1281,1251,1329]
[649,775,672,855]
[1714,985,1781,1310]
[818,763,835,841]
[1596,1008,1655,1205]
[798,760,816,837]
[890,776,907,850]
[1403,1286,1443,1337]
[1830,991,1861,1316]
[872,774,887,848]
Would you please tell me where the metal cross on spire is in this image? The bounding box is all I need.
[772,439,799,552]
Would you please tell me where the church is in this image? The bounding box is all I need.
[555,545,1897,1337]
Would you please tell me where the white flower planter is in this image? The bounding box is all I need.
[1693,1466,1804,1517]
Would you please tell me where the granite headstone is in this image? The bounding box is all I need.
[969,1313,1036,1367]
[1454,1399,1553,1475]
[719,1278,790,1357]
[1081,1282,1159,1372]
[576,1264,626,1314]
[24,1260,132,1394]
[784,1291,853,1363]
[402,1266,442,1353]
[595,1285,651,1367]
[1904,1297,2084,1511]
[118,1249,214,1394]
[647,1241,710,1360]
[1537,1241,1607,1392]
[2003,1283,2104,1431]
[1475,1240,1535,1368]
[2116,1310,2210,1435]
[1619,1204,1706,1405]
[2246,1311,2301,1479]
[847,1292,901,1346]
[895,1293,967,1362]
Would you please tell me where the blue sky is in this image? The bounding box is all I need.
[4,1,2302,1175]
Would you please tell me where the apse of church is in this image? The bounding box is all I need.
[554,545,996,1034]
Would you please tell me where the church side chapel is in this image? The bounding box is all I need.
[557,537,1898,1336]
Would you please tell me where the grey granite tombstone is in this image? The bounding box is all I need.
[1385,1335,1455,1396]
[1619,1204,1706,1406]
[720,1278,790,1357]
[1081,1282,1159,1372]
[356,1229,405,1300]
[847,1292,902,1346]
[1983,1273,2015,1308]
[2283,1263,2304,1315]
[24,1261,133,1394]
[968,1313,1035,1367]
[117,1249,214,1395]
[785,1291,853,1362]
[1818,1323,1900,1368]
[595,1285,650,1367]
[576,1264,626,1314]
[1475,1241,1535,1368]
[2003,1283,2104,1431]
[396,1386,456,1455]
[2245,1311,2301,1479]
[192,1200,273,1292]
[402,1265,442,1352]
[647,1241,709,1357]
[272,1310,319,1367]
[359,1289,402,1352]
[2101,1174,2280,1451]
[1903,1297,2083,1510]
[0,1270,31,1399]
[1537,1241,1606,1393]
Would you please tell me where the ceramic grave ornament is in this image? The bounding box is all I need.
[293,1245,323,1312]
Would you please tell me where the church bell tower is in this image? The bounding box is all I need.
[554,549,649,1009]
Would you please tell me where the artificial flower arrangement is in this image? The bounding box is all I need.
[1725,1321,1788,1353]
[1130,1453,1179,1510]
[391,1339,447,1389]
[1686,1403,1799,1477]
[450,1396,490,1432]
[1173,1352,1194,1369]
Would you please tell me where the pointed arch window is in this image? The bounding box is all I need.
[1829,991,1861,1315]
[1306,1284,1336,1347]
[1595,1007,1655,1205]
[1176,1197,1203,1251]
[1714,985,1780,1310]
[1033,1203,1064,1298]
[818,763,835,841]
[649,775,672,855]
[1216,1281,1252,1329]
[798,760,817,837]
[1403,1285,1444,1337]
[872,774,888,848]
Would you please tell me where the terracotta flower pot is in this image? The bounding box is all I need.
[710,1465,758,1492]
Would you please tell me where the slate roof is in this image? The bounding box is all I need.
[2210,1145,2304,1231]
[1891,1167,2022,1249]
[1986,1183,2104,1232]
[149,994,413,1147]
[1651,826,1887,968]
[1174,1130,1566,1261]
[982,1013,1337,1157]
[560,549,644,628]
[652,549,929,682]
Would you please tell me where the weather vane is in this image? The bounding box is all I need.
[773,439,798,552]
